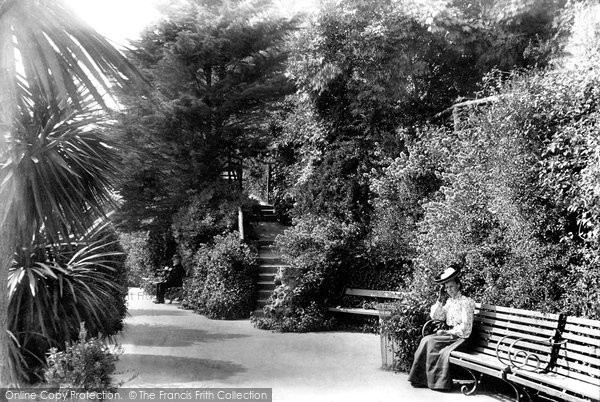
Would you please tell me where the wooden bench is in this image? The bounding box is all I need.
[445,304,564,400]
[422,303,600,401]
[328,288,402,318]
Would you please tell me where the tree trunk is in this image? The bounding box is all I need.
[1,6,18,386]
[0,220,15,387]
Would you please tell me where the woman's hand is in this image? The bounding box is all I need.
[436,329,448,335]
[437,287,446,303]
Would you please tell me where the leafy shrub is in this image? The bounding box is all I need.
[380,292,431,372]
[44,323,121,391]
[8,226,127,382]
[251,215,358,332]
[559,245,600,319]
[182,232,258,319]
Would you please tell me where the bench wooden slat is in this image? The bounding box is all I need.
[551,365,600,385]
[344,288,402,299]
[470,345,554,370]
[561,331,600,347]
[473,341,551,363]
[471,346,551,367]
[476,310,560,329]
[557,348,600,368]
[557,345,600,364]
[328,306,382,316]
[564,322,600,338]
[507,373,596,402]
[477,318,555,340]
[479,333,556,355]
[329,288,400,318]
[479,304,561,321]
[567,316,600,328]
[554,357,600,378]
[509,367,600,400]
[450,351,506,369]
[561,341,600,357]
[448,359,505,379]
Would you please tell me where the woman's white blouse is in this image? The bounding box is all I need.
[430,293,476,338]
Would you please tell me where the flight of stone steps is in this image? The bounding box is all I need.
[252,204,289,318]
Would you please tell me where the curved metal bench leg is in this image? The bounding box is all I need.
[504,379,522,401]
[499,377,532,402]
[518,385,532,402]
[459,368,482,396]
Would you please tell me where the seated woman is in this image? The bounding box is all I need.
[407,265,475,391]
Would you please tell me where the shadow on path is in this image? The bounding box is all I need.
[119,354,246,384]
[121,324,250,347]
[128,308,190,317]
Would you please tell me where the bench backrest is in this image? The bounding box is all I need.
[471,304,562,371]
[552,315,600,387]
[344,288,402,299]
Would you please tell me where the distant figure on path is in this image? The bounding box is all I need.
[407,264,475,391]
[153,253,186,304]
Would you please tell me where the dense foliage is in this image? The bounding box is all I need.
[413,64,600,317]
[255,0,575,334]
[182,232,258,319]
[378,27,600,368]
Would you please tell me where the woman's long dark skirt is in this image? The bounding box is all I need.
[407,334,467,390]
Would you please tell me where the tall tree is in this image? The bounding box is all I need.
[115,0,297,233]
[0,0,141,385]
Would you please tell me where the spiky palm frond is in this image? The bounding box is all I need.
[1,85,121,244]
[0,0,141,113]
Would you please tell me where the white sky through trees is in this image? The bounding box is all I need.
[65,0,320,44]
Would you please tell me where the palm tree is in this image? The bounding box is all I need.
[0,0,142,385]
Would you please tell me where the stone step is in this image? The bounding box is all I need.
[252,309,265,318]
[257,240,275,248]
[257,249,280,259]
[258,257,285,266]
[258,289,273,296]
[258,265,286,274]
[257,281,276,290]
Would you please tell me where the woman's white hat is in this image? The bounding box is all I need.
[434,265,461,283]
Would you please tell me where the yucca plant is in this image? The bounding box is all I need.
[0,64,131,385]
[0,0,143,385]
[8,227,127,382]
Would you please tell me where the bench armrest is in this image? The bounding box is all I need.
[421,320,448,338]
[495,335,567,373]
